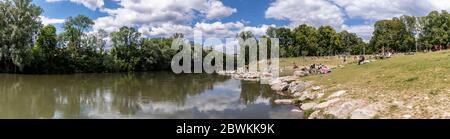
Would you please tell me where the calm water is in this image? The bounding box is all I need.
[0,72,301,119]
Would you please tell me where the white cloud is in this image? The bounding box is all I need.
[265,0,344,28]
[204,0,237,19]
[92,0,241,38]
[265,0,450,40]
[46,0,104,10]
[342,25,374,42]
[39,16,65,25]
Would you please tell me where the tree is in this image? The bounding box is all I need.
[317,26,341,56]
[339,31,366,55]
[0,0,42,72]
[62,15,94,50]
[292,24,318,56]
[36,25,58,51]
[421,11,450,50]
[110,26,142,71]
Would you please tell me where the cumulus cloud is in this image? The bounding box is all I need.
[91,0,242,38]
[39,16,65,25]
[266,0,450,40]
[265,0,344,28]
[342,25,374,42]
[46,0,104,10]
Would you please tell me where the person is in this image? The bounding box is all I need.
[358,55,365,65]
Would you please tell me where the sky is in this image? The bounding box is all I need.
[34,0,450,42]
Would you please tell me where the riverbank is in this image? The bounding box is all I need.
[220,51,450,119]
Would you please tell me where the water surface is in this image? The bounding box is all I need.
[0,73,301,119]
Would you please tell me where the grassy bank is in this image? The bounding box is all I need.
[297,50,450,118]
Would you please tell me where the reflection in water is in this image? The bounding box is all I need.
[0,73,301,119]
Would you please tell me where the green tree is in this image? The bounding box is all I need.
[62,15,94,51]
[317,26,341,56]
[292,24,318,56]
[110,26,142,71]
[0,0,42,72]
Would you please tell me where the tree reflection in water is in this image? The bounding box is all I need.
[0,73,299,119]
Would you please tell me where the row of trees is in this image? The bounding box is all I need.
[371,10,450,53]
[263,24,367,57]
[0,0,177,73]
[2,0,450,73]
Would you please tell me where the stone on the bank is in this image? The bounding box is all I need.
[308,110,321,119]
[281,76,298,83]
[271,82,289,92]
[325,99,367,119]
[312,86,321,91]
[294,70,309,77]
[317,93,325,98]
[299,91,316,101]
[293,92,303,97]
[288,81,312,94]
[269,78,282,86]
[350,103,382,119]
[291,108,303,113]
[274,99,293,105]
[402,114,412,119]
[301,102,317,110]
[328,90,346,99]
[314,98,341,110]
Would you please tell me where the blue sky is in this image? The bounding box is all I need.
[34,0,450,41]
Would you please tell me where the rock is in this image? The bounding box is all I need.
[312,86,321,91]
[325,99,367,119]
[443,112,450,119]
[308,110,321,119]
[293,92,303,97]
[317,93,325,98]
[294,70,309,77]
[291,108,303,113]
[402,114,412,119]
[406,105,413,109]
[288,81,312,93]
[299,91,316,101]
[328,90,346,99]
[351,103,383,119]
[314,98,341,110]
[280,76,298,83]
[274,99,293,105]
[269,78,282,86]
[271,82,289,92]
[301,102,317,110]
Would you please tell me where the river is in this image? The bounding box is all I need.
[0,72,301,119]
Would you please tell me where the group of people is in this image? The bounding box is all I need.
[296,63,331,75]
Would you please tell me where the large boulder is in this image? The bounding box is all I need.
[280,76,298,83]
[314,98,341,110]
[271,82,289,92]
[299,91,317,101]
[328,90,346,99]
[274,99,294,105]
[294,70,309,77]
[350,103,384,119]
[301,102,317,110]
[288,81,312,93]
[324,99,367,119]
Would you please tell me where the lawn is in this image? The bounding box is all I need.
[297,50,450,118]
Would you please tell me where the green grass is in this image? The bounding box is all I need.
[301,51,450,93]
[303,109,316,118]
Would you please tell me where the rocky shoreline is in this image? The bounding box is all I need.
[218,67,387,119]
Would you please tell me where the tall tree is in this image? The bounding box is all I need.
[62,15,94,50]
[0,0,42,72]
[292,24,318,56]
[110,26,142,71]
[317,26,341,56]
